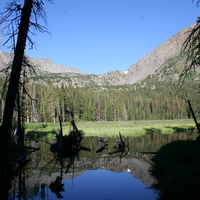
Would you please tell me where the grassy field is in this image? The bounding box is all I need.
[25,119,196,138]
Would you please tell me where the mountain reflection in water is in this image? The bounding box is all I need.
[9,132,195,200]
[27,169,156,200]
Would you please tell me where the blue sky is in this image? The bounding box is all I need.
[0,0,200,74]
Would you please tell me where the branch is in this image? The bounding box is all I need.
[0,0,52,52]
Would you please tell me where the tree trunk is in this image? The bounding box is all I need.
[0,0,33,184]
[31,84,39,123]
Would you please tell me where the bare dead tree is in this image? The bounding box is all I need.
[0,0,52,194]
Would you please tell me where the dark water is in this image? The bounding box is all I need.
[8,132,195,200]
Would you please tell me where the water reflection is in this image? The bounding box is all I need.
[8,131,196,200]
[66,169,155,200]
[33,169,156,200]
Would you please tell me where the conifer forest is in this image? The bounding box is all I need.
[0,77,198,123]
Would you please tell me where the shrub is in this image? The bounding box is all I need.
[150,140,200,200]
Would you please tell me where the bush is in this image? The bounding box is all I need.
[150,140,200,200]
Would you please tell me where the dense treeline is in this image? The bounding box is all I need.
[1,80,196,123]
[0,76,199,123]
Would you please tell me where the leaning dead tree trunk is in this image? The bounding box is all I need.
[0,0,33,182]
[1,0,33,140]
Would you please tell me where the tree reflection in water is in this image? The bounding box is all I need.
[5,131,197,200]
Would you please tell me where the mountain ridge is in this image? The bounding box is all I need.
[125,23,195,84]
[0,23,196,86]
[0,51,85,75]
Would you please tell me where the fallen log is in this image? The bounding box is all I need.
[108,149,124,155]
[76,142,91,152]
[96,144,109,153]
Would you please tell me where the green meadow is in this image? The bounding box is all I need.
[25,119,195,139]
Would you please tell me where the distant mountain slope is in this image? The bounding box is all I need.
[0,23,196,86]
[125,24,196,84]
[30,70,128,87]
[0,51,13,69]
[28,57,86,74]
[0,51,85,75]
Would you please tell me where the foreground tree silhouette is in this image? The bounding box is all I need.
[180,15,200,76]
[0,0,52,195]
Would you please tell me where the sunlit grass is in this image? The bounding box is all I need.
[77,119,195,136]
[25,119,195,138]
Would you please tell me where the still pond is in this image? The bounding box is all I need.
[8,131,194,200]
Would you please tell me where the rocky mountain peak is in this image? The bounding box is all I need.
[0,23,196,86]
[0,51,85,75]
[125,24,195,84]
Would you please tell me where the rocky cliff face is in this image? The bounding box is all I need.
[125,24,195,84]
[0,23,195,86]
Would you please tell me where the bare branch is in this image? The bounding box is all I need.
[0,0,52,52]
